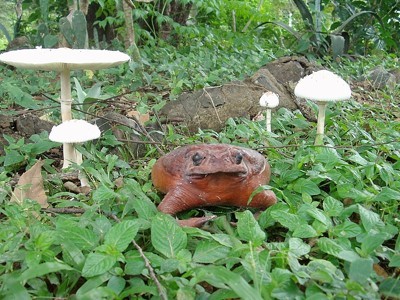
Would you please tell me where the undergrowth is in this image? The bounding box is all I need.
[0,32,399,299]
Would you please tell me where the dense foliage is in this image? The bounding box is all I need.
[0,0,399,299]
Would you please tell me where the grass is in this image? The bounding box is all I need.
[0,31,399,299]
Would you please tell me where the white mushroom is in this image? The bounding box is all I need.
[49,119,101,186]
[259,91,280,132]
[0,48,130,171]
[294,70,351,145]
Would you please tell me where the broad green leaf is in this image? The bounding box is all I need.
[331,221,362,238]
[389,254,400,267]
[307,259,342,283]
[93,185,118,203]
[194,266,263,300]
[4,150,25,167]
[193,240,230,264]
[322,197,343,217]
[317,237,345,257]
[302,203,332,227]
[104,220,139,252]
[374,187,400,202]
[61,240,85,269]
[293,224,318,238]
[289,238,310,257]
[292,178,320,195]
[121,179,157,219]
[270,210,300,231]
[82,252,116,278]
[360,232,387,255]
[348,258,373,283]
[151,213,187,258]
[57,223,99,250]
[19,261,73,282]
[236,210,266,246]
[379,278,400,298]
[107,276,126,295]
[358,205,385,232]
[76,272,112,296]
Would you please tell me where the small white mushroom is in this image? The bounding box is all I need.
[294,70,351,145]
[259,91,280,132]
[49,119,100,186]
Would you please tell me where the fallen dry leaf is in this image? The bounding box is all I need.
[11,160,49,208]
[126,110,150,125]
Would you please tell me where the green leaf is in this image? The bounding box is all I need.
[93,185,118,203]
[289,238,310,257]
[270,210,300,231]
[374,187,400,202]
[151,213,187,258]
[236,210,266,246]
[104,220,139,252]
[292,178,320,196]
[57,222,99,250]
[360,232,387,255]
[193,240,230,264]
[389,254,400,267]
[322,197,343,217]
[19,261,73,282]
[379,278,400,298]
[358,205,385,232]
[121,179,158,219]
[194,266,263,300]
[348,258,373,284]
[82,252,116,278]
[293,224,318,238]
[302,203,332,227]
[4,150,25,167]
[331,221,362,238]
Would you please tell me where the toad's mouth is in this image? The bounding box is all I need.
[187,171,247,180]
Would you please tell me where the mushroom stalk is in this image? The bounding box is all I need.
[60,67,75,169]
[315,101,327,145]
[60,67,72,122]
[266,109,272,132]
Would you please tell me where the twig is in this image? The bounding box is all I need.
[42,207,167,300]
[202,88,222,124]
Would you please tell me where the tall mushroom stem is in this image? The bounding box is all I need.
[60,67,72,122]
[60,67,78,168]
[266,109,272,132]
[315,101,327,145]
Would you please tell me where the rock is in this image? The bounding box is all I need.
[363,66,397,90]
[16,114,54,137]
[159,81,266,132]
[159,56,322,132]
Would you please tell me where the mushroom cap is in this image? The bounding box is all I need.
[49,119,101,143]
[0,48,130,71]
[259,91,280,108]
[294,70,351,102]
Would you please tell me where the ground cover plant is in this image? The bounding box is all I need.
[0,1,399,299]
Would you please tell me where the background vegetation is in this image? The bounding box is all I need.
[0,0,399,298]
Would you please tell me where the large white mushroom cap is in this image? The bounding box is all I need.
[49,119,101,143]
[0,48,130,71]
[294,70,351,102]
[259,91,280,108]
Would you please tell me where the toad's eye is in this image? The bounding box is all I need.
[235,153,243,164]
[192,153,203,166]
